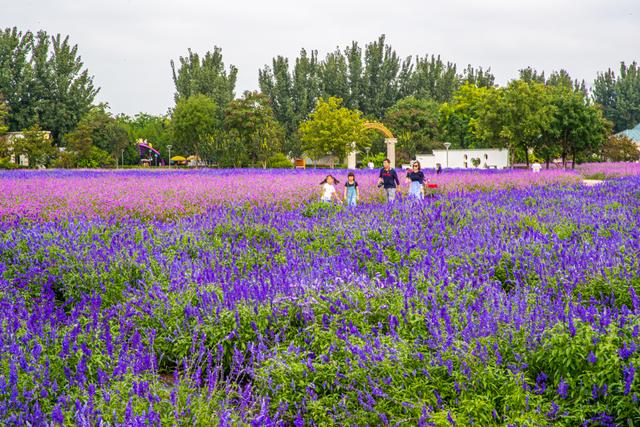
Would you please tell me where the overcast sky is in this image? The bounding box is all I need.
[3,0,639,116]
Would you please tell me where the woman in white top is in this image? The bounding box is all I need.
[320,175,342,203]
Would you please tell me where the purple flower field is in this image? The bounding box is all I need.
[0,168,580,221]
[1,168,639,426]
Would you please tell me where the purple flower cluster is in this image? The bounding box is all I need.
[0,171,638,425]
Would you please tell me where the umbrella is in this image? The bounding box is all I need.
[171,156,187,161]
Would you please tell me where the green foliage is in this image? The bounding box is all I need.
[0,28,37,131]
[266,152,293,168]
[593,61,640,132]
[171,47,237,115]
[602,134,640,162]
[406,54,461,103]
[10,124,56,167]
[360,151,387,168]
[0,28,98,143]
[574,270,640,309]
[259,36,494,154]
[526,321,640,425]
[299,97,367,164]
[439,83,493,149]
[360,35,405,118]
[115,113,172,165]
[31,32,99,143]
[462,64,495,88]
[301,200,344,218]
[474,80,556,166]
[384,96,440,158]
[546,85,610,167]
[171,94,219,159]
[0,91,8,134]
[56,105,125,167]
[0,157,19,169]
[223,91,284,167]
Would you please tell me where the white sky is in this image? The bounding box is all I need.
[3,0,639,116]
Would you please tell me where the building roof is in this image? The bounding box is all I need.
[617,123,640,142]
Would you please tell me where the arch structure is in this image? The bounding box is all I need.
[348,122,398,169]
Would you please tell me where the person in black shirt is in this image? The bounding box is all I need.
[406,161,425,200]
[377,158,400,203]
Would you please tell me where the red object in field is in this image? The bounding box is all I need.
[427,183,438,189]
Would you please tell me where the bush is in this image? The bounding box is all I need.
[360,152,386,168]
[0,157,20,169]
[266,152,293,168]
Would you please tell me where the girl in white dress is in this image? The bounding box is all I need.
[319,175,342,203]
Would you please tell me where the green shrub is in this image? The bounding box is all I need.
[266,153,293,168]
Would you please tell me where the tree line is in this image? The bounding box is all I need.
[1,27,639,169]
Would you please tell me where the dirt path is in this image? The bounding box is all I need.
[582,179,604,187]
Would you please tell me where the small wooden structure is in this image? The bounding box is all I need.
[294,158,306,169]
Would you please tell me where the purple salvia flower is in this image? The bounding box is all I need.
[624,363,635,395]
[557,378,569,399]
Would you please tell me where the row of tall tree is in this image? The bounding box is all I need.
[258,35,494,156]
[0,28,98,143]
[1,27,639,168]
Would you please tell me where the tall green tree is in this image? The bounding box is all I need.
[259,36,495,151]
[384,96,440,159]
[32,32,98,144]
[344,41,364,111]
[79,105,129,162]
[361,35,403,118]
[223,91,284,168]
[474,80,556,166]
[462,65,495,88]
[519,67,546,84]
[259,56,295,136]
[0,28,98,143]
[439,83,494,149]
[0,92,8,134]
[171,94,219,159]
[299,97,366,165]
[408,55,460,102]
[259,50,321,156]
[593,61,640,132]
[59,110,116,168]
[171,48,237,114]
[318,49,350,101]
[0,28,35,131]
[602,134,640,162]
[292,49,321,127]
[554,92,609,167]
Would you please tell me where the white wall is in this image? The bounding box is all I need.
[416,149,509,169]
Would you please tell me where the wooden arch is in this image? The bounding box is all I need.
[363,122,394,139]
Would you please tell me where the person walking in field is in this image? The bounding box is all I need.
[405,160,425,200]
[344,172,359,206]
[320,175,342,203]
[378,158,400,203]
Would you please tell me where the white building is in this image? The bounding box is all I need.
[416,148,510,169]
